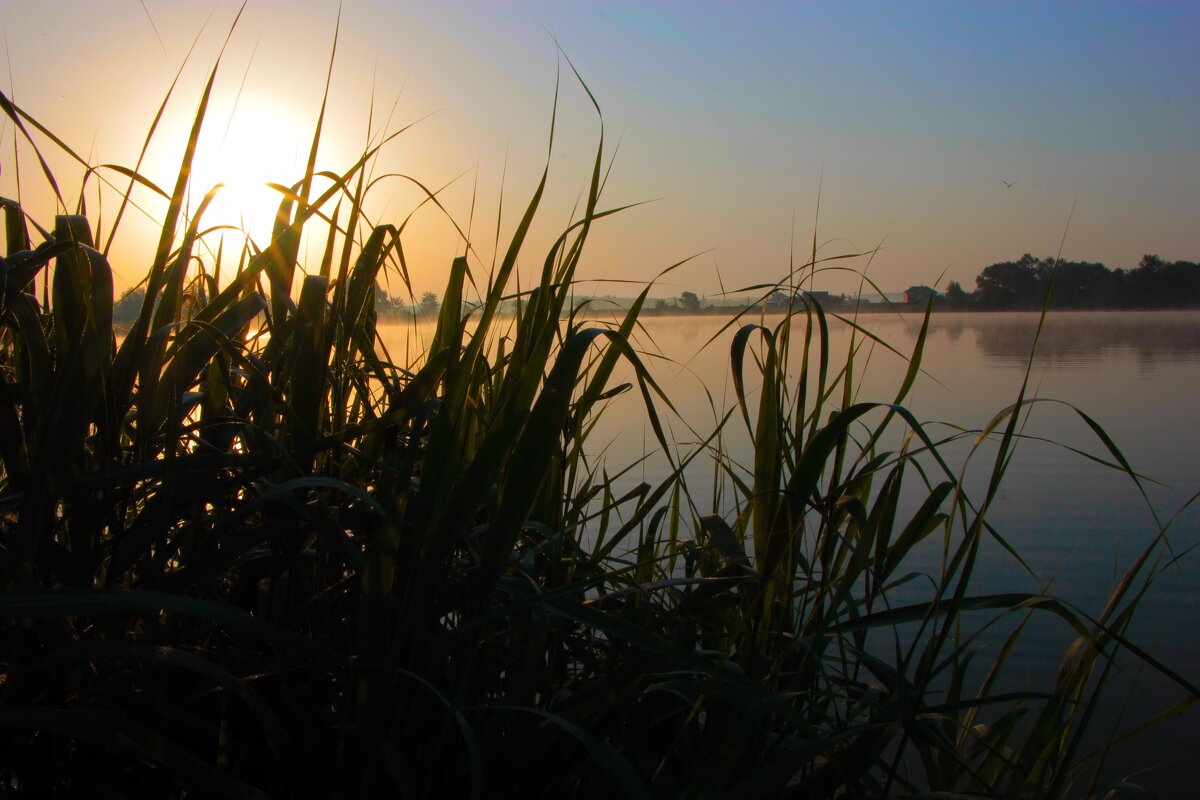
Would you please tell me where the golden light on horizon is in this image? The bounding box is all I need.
[175,99,312,248]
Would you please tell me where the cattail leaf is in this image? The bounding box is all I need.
[113,61,220,406]
[147,293,266,436]
[288,275,330,456]
[1,240,71,307]
[2,196,32,256]
[482,706,653,800]
[30,639,291,763]
[0,708,267,799]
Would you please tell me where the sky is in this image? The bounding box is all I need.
[1,0,1197,299]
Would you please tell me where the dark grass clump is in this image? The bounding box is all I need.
[0,36,1195,800]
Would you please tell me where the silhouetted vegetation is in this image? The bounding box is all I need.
[942,254,1200,310]
[112,286,145,326]
[0,36,1195,800]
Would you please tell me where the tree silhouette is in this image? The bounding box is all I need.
[943,280,969,308]
[968,253,1200,310]
[975,255,1043,308]
[113,286,146,325]
[1048,260,1115,308]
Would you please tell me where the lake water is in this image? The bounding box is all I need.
[383,309,1200,793]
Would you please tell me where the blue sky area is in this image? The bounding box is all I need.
[1,1,1197,296]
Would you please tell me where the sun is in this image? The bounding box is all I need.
[185,100,311,246]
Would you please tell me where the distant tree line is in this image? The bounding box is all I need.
[941,254,1200,310]
[113,286,146,325]
[651,291,704,313]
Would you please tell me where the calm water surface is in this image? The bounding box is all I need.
[385,310,1200,793]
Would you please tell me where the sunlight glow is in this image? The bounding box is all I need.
[187,102,310,246]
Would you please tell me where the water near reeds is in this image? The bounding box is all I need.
[579,309,1200,575]
[382,308,1200,792]
[606,309,1200,794]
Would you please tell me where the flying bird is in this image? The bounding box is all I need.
[1002,180,1018,188]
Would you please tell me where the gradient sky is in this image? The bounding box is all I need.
[2,0,1197,298]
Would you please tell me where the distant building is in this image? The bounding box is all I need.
[903,285,937,305]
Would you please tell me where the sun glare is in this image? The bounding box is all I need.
[186,102,310,246]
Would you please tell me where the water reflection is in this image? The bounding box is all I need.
[925,310,1200,367]
[615,311,1200,795]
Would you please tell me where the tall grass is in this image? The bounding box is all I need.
[0,39,1196,799]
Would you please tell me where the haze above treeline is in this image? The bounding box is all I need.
[110,251,1200,325]
[417,252,1200,313]
[3,2,1198,300]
